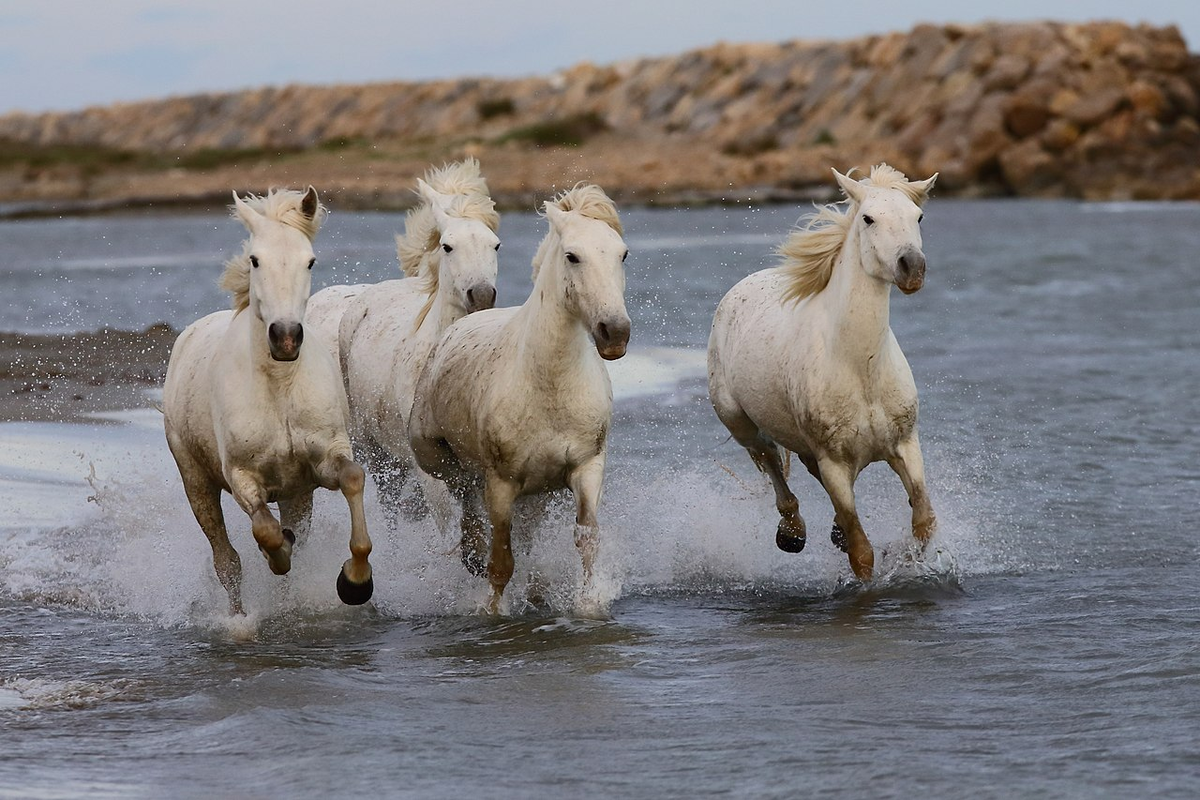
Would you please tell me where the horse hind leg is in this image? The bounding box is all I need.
[718,406,807,553]
[279,492,313,546]
[181,475,245,615]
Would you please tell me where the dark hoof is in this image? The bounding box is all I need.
[776,517,806,553]
[776,531,806,553]
[336,570,374,606]
[831,523,849,553]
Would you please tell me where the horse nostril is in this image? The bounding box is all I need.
[466,285,496,311]
[597,321,610,343]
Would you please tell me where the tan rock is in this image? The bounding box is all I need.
[1004,96,1050,138]
[1041,119,1080,151]
[1126,80,1167,118]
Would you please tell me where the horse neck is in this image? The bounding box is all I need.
[514,262,593,388]
[429,275,464,335]
[821,227,892,368]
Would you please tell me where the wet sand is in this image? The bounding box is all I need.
[0,325,175,423]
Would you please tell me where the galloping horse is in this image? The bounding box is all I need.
[164,187,374,614]
[306,159,499,523]
[409,184,630,612]
[708,164,938,581]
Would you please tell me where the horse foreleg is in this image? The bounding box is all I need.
[319,454,374,606]
[483,474,519,614]
[568,456,606,588]
[887,435,937,547]
[229,469,293,577]
[818,458,874,581]
[182,476,244,615]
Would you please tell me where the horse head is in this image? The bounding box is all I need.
[543,193,631,361]
[231,186,324,361]
[419,179,500,314]
[834,167,937,295]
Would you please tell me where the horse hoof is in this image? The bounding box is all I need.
[775,517,805,552]
[831,523,849,553]
[336,569,374,606]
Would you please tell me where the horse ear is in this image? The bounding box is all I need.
[416,178,437,205]
[832,168,867,205]
[300,185,319,219]
[908,173,939,206]
[231,190,261,231]
[544,203,569,233]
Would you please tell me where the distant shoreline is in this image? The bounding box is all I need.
[2,21,1198,210]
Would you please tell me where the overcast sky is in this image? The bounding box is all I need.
[2,1,1196,115]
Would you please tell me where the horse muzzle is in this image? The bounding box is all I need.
[592,316,631,361]
[268,321,304,361]
[465,283,497,313]
[896,250,926,295]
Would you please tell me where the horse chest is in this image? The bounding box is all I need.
[485,401,609,492]
[219,391,329,482]
[796,381,917,462]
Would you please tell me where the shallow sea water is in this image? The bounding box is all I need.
[1,199,1198,798]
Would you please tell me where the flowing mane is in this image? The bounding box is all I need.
[531,184,623,280]
[397,159,499,330]
[220,188,328,312]
[779,163,928,303]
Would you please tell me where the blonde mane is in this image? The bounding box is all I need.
[779,163,928,303]
[219,188,328,312]
[397,159,499,331]
[531,184,623,281]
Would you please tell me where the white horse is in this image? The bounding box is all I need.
[163,187,374,614]
[306,159,499,523]
[409,184,630,611]
[708,164,938,581]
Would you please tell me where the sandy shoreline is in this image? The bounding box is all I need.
[0,325,175,423]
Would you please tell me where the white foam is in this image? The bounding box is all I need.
[0,361,1003,625]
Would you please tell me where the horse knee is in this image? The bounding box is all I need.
[338,459,365,495]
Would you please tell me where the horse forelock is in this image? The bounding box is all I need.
[531,184,623,281]
[220,188,328,312]
[863,163,931,207]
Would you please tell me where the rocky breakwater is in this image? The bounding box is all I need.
[0,20,1197,208]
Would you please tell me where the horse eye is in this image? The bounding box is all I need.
[918,214,924,224]
[250,255,259,268]
[494,243,501,251]
[442,243,453,254]
[307,258,316,270]
[622,250,629,262]
[565,252,580,264]
[862,215,875,226]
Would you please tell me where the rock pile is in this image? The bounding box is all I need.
[1,21,1197,203]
